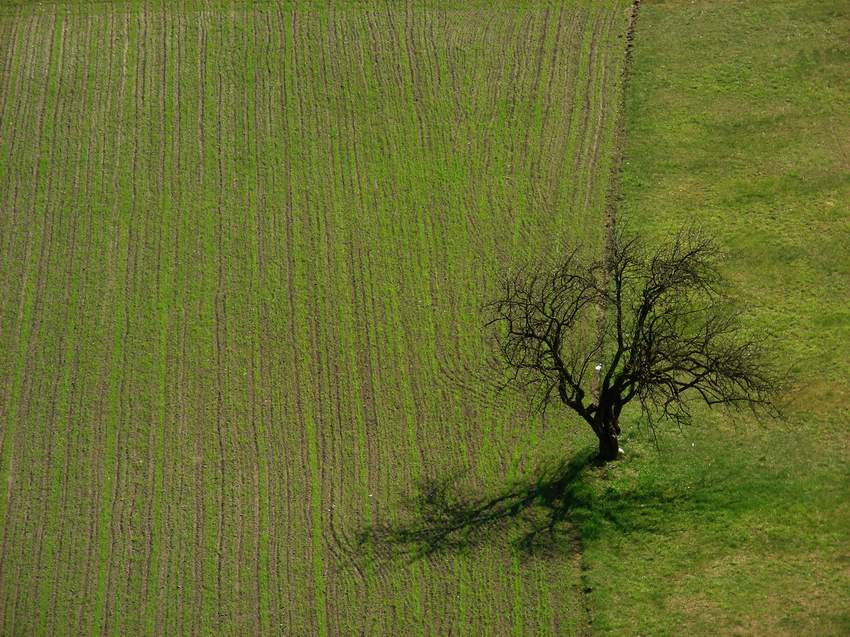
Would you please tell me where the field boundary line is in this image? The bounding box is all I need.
[603,0,641,265]
[583,1,642,636]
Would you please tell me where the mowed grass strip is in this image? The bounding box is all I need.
[570,1,850,635]
[0,1,633,635]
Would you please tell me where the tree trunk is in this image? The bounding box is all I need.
[594,401,621,462]
[597,430,620,462]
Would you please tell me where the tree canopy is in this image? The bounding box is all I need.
[485,228,779,461]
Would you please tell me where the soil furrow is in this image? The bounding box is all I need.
[187,13,206,637]
[3,18,66,634]
[214,58,227,631]
[70,18,115,634]
[0,15,55,580]
[43,16,94,634]
[0,16,45,609]
[101,11,139,635]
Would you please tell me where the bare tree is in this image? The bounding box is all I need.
[485,227,779,462]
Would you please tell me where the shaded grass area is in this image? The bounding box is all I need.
[584,0,850,634]
[357,449,596,563]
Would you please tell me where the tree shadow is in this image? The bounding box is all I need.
[356,448,599,564]
[354,434,782,572]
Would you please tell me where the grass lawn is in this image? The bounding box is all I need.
[572,1,850,634]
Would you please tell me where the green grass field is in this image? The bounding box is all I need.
[0,0,847,635]
[587,0,850,634]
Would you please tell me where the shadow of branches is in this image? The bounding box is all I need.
[357,449,598,564]
[354,434,784,571]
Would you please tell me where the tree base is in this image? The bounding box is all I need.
[597,433,621,462]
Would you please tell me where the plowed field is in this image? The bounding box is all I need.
[0,2,632,634]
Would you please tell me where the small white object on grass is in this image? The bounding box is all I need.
[595,363,602,371]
